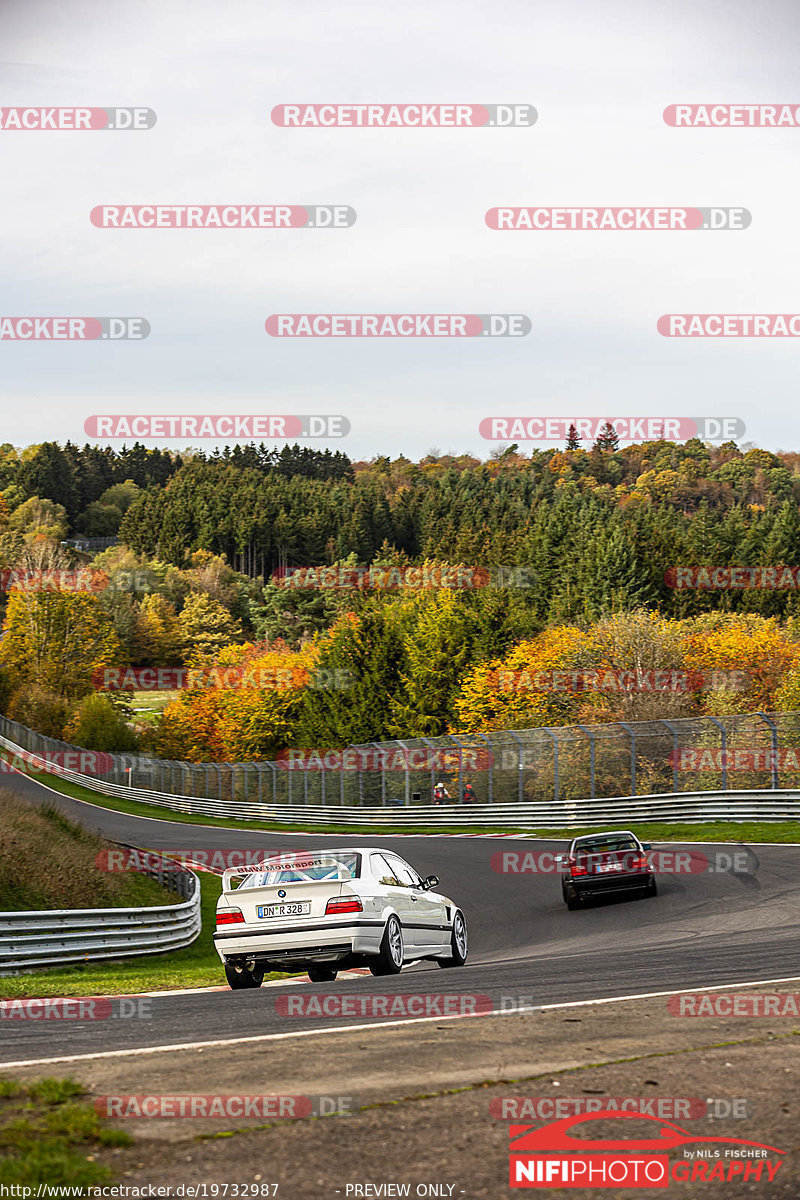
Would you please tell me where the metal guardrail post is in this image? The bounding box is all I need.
[448,734,466,805]
[507,730,524,804]
[395,740,411,804]
[368,743,385,806]
[618,722,636,796]
[475,732,493,803]
[540,728,559,802]
[757,712,780,789]
[576,726,596,798]
[704,716,728,791]
[379,743,389,806]
[660,719,681,793]
[418,737,436,804]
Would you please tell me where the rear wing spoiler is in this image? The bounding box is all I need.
[221,858,353,894]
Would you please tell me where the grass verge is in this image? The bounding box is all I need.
[7,755,800,842]
[0,789,176,911]
[0,1076,131,1187]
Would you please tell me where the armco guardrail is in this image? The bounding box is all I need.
[0,854,201,975]
[1,725,799,826]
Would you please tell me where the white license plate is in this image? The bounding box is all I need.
[257,902,311,918]
[596,863,623,873]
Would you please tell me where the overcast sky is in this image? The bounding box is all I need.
[1,0,799,460]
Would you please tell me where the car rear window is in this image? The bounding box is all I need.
[238,852,361,887]
[575,838,639,855]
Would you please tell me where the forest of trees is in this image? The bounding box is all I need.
[3,434,800,760]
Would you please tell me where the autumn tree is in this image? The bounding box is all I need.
[132,593,182,666]
[0,587,121,698]
[178,592,243,664]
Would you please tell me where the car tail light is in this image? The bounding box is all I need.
[216,908,245,926]
[325,896,363,915]
[570,857,588,877]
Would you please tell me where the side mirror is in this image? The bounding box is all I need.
[422,875,439,891]
[642,843,652,851]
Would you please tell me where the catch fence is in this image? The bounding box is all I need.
[2,711,800,816]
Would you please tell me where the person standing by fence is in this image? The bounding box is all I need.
[433,780,451,805]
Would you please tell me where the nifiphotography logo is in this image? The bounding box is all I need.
[508,1111,785,1188]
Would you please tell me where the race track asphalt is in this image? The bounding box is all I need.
[3,768,800,1066]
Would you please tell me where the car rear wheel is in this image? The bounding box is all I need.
[307,966,338,983]
[563,885,582,911]
[644,877,658,897]
[437,909,468,968]
[225,962,265,990]
[369,915,404,976]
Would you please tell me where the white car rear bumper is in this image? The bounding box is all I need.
[213,918,384,965]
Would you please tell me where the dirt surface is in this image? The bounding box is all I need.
[8,983,799,1198]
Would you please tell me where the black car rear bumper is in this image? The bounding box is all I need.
[569,872,653,897]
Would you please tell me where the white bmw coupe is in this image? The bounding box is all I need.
[214,847,469,988]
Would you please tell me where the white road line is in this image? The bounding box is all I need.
[5,974,800,1070]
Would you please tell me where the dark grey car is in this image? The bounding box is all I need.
[560,830,657,910]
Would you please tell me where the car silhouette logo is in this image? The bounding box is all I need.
[278,889,286,898]
[510,1112,784,1154]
